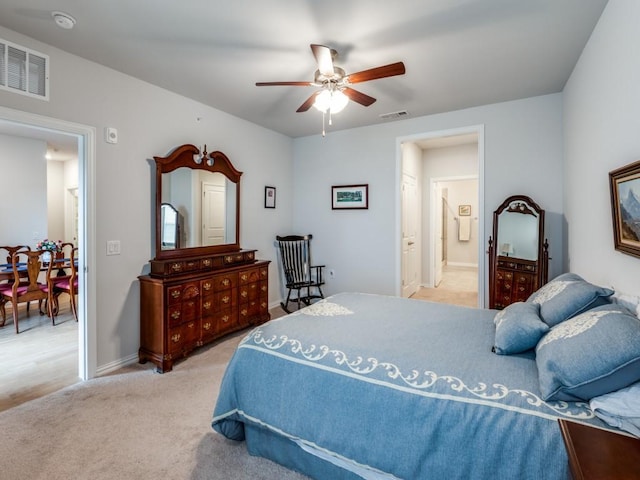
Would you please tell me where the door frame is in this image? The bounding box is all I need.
[0,106,97,380]
[396,124,485,308]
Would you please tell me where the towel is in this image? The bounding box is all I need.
[458,217,471,241]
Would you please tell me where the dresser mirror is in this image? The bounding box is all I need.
[153,144,242,260]
[488,195,549,309]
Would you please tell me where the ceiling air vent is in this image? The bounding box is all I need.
[379,110,408,120]
[0,38,49,100]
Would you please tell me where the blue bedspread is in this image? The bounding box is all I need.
[212,293,616,479]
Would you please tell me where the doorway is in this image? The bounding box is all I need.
[0,106,97,386]
[398,125,485,307]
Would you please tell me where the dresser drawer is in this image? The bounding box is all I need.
[166,282,200,305]
[239,282,260,302]
[239,268,261,285]
[168,320,198,354]
[167,298,199,327]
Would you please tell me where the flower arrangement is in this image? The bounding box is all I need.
[36,239,62,252]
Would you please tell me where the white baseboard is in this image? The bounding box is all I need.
[95,353,139,377]
[446,262,478,268]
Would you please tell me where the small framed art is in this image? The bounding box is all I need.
[458,204,471,216]
[265,186,276,209]
[332,184,368,210]
[609,159,640,258]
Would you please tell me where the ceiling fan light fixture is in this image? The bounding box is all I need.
[313,89,349,114]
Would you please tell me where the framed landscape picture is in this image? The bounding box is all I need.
[609,159,640,258]
[332,184,368,210]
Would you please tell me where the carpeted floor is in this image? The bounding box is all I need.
[0,328,310,480]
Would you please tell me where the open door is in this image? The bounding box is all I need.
[434,185,447,287]
[401,173,419,297]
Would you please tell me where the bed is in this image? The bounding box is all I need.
[212,276,640,479]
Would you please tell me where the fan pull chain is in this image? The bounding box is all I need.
[322,111,326,137]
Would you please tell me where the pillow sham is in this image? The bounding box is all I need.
[590,381,640,437]
[535,304,640,402]
[527,272,613,327]
[492,302,549,355]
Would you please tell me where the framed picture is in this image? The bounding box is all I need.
[458,204,471,216]
[332,184,368,210]
[264,186,276,209]
[609,159,640,259]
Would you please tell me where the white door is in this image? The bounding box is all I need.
[401,173,419,298]
[202,182,226,245]
[434,186,447,287]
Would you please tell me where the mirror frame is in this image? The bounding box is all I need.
[488,194,549,308]
[492,195,544,263]
[153,144,242,260]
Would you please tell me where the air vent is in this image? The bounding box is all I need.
[0,38,49,100]
[379,110,408,120]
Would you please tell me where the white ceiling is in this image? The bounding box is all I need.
[0,0,607,139]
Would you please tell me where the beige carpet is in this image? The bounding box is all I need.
[0,328,310,480]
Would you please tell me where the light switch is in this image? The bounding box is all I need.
[106,240,121,256]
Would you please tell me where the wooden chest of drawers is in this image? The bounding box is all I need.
[139,256,269,372]
[492,256,538,309]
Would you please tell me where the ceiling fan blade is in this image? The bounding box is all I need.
[296,92,320,112]
[310,44,335,77]
[342,87,376,107]
[256,81,313,86]
[346,62,406,84]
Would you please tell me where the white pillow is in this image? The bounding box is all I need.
[589,381,640,437]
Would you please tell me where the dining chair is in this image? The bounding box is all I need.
[0,249,52,333]
[0,245,32,327]
[46,243,79,322]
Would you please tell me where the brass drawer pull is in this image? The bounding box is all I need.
[171,311,181,320]
[171,333,181,343]
[171,290,180,299]
[203,301,211,310]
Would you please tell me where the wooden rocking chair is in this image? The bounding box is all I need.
[276,234,325,313]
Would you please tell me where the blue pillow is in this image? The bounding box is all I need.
[535,304,640,401]
[527,273,613,327]
[492,302,549,355]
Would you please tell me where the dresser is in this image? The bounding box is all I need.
[492,256,538,309]
[139,250,269,373]
[488,195,549,310]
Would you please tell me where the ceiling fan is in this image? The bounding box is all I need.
[256,44,406,115]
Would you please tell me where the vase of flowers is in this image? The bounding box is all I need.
[36,239,62,262]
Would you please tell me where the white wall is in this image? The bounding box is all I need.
[0,26,293,371]
[292,94,564,301]
[563,0,640,295]
[46,160,65,243]
[0,133,47,245]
